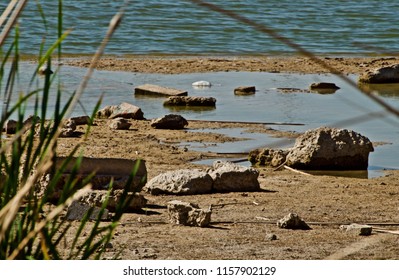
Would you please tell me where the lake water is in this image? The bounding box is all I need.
[1,1,399,56]
[1,1,398,176]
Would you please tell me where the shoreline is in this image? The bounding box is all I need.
[59,55,399,75]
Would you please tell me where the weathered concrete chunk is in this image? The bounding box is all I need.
[135,84,188,97]
[109,117,131,130]
[286,127,374,170]
[234,86,256,95]
[340,223,373,236]
[359,64,399,84]
[97,105,116,119]
[163,96,216,107]
[37,157,147,202]
[81,190,147,212]
[144,169,213,195]
[277,213,311,230]
[249,148,288,167]
[167,200,211,227]
[151,114,188,129]
[209,160,260,192]
[65,201,110,221]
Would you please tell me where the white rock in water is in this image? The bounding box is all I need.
[192,80,212,88]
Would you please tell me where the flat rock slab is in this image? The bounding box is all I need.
[97,103,144,120]
[309,82,340,94]
[163,96,216,107]
[135,84,188,97]
[167,200,211,227]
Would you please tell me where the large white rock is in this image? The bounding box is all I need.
[286,127,374,170]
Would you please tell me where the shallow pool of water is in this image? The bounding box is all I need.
[2,63,398,175]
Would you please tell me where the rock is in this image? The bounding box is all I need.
[209,160,260,192]
[163,96,216,107]
[359,64,399,84]
[192,80,212,88]
[277,213,311,230]
[135,84,188,97]
[81,190,147,212]
[4,119,17,134]
[97,105,116,118]
[38,66,53,76]
[167,200,211,227]
[70,115,91,125]
[144,169,213,195]
[340,224,373,236]
[266,233,278,241]
[249,148,288,167]
[65,201,110,221]
[109,117,131,130]
[109,102,144,120]
[309,82,340,94]
[234,86,256,95]
[286,127,374,170]
[150,114,188,129]
[60,119,77,137]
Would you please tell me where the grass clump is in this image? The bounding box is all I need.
[0,0,134,259]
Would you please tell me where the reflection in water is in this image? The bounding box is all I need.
[358,83,399,99]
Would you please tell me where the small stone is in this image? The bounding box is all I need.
[277,213,311,230]
[192,80,212,88]
[266,233,278,241]
[167,200,211,227]
[340,223,372,236]
[109,117,131,130]
[65,201,110,221]
[150,114,188,130]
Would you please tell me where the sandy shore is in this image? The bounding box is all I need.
[56,55,399,260]
[64,55,399,75]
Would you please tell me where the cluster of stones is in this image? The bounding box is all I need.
[249,127,374,170]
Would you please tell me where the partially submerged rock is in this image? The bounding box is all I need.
[286,127,374,170]
[192,80,212,88]
[135,84,188,97]
[234,86,256,95]
[277,213,311,230]
[309,82,340,94]
[163,96,216,107]
[144,169,213,195]
[167,200,211,227]
[209,160,260,192]
[150,114,188,129]
[359,64,399,84]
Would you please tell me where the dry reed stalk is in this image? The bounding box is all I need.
[7,185,92,260]
[0,0,28,48]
